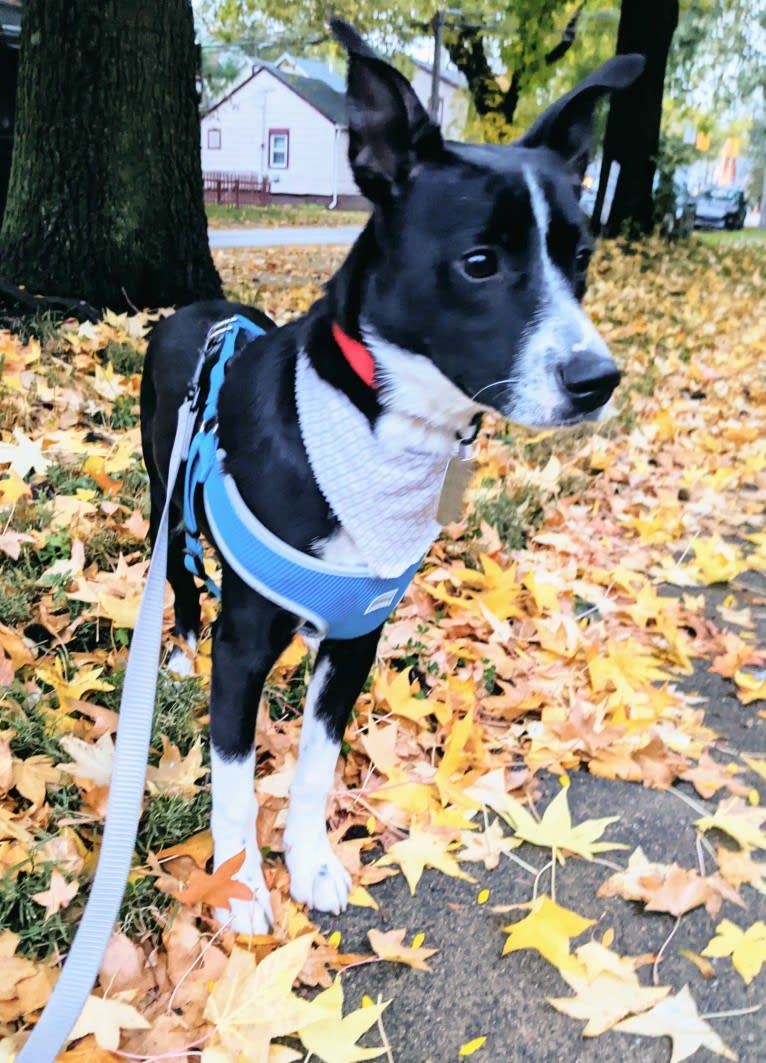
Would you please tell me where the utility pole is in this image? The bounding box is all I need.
[429,9,443,123]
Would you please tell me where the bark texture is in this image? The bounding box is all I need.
[594,0,679,237]
[0,0,222,310]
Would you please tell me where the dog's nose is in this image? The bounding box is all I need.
[558,352,620,413]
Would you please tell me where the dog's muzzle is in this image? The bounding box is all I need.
[557,351,621,414]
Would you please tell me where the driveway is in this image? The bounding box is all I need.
[208,225,363,248]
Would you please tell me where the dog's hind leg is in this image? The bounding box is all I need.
[209,575,297,934]
[284,626,382,914]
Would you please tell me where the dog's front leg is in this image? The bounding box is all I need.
[284,626,382,914]
[209,575,296,934]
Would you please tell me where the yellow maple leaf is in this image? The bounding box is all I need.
[501,895,594,975]
[696,795,766,851]
[614,985,736,1062]
[146,736,208,798]
[11,755,60,810]
[66,994,150,1052]
[702,918,766,984]
[298,977,388,1063]
[204,938,318,1063]
[367,927,438,972]
[500,786,626,860]
[376,822,476,894]
[57,733,115,789]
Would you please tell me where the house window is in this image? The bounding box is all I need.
[268,129,289,169]
[207,128,221,149]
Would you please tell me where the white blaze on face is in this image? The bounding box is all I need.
[504,168,612,427]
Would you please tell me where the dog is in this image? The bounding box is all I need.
[140,20,643,933]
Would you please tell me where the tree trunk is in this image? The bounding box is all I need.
[0,0,222,311]
[594,0,679,238]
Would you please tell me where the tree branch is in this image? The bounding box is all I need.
[545,2,585,66]
[0,274,100,322]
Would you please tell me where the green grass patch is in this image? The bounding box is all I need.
[206,202,368,228]
[104,340,145,376]
[119,874,175,940]
[137,791,212,856]
[696,228,766,246]
[0,865,80,959]
[99,671,209,758]
[467,481,546,551]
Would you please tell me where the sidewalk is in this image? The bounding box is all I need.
[330,579,766,1062]
[208,225,363,248]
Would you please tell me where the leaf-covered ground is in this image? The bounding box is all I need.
[1,235,766,1062]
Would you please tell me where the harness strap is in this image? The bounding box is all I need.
[16,394,198,1063]
[183,315,425,639]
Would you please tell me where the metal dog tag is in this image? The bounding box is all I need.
[436,443,477,525]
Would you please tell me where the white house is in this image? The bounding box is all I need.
[200,64,359,205]
[200,55,469,204]
[410,59,468,140]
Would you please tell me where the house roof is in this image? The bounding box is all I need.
[411,58,465,89]
[205,62,347,126]
[274,53,345,93]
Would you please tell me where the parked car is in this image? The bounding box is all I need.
[694,187,747,230]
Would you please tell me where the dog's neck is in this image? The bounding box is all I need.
[303,221,485,456]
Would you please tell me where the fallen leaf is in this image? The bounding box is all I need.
[31,869,79,918]
[66,994,150,1051]
[367,928,438,972]
[298,976,388,1063]
[501,895,595,976]
[614,985,737,1062]
[168,850,253,911]
[702,918,766,984]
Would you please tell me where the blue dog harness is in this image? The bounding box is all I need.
[182,315,423,640]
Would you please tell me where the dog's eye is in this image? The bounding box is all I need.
[575,247,592,272]
[461,247,499,280]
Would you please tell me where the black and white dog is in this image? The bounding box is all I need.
[141,21,643,933]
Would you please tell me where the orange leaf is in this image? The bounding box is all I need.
[168,849,253,910]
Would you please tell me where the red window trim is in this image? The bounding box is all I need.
[268,127,290,169]
[207,127,221,150]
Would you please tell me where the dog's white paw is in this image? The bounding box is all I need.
[286,842,352,915]
[215,856,274,935]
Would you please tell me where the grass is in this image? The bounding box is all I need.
[206,202,368,229]
[696,227,766,246]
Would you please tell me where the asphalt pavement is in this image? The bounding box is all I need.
[326,580,766,1063]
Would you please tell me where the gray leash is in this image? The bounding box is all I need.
[17,393,198,1063]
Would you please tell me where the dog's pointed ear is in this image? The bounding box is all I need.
[519,54,645,181]
[330,17,443,202]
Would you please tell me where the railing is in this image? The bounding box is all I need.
[203,172,271,207]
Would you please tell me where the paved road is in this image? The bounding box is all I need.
[208,225,363,248]
[329,580,766,1062]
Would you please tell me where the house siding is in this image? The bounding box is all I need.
[200,68,357,199]
[410,67,467,139]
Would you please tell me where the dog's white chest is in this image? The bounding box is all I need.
[296,352,450,578]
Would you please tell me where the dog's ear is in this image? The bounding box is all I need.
[519,54,645,180]
[330,17,443,202]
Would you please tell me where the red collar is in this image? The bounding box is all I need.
[331,321,377,390]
